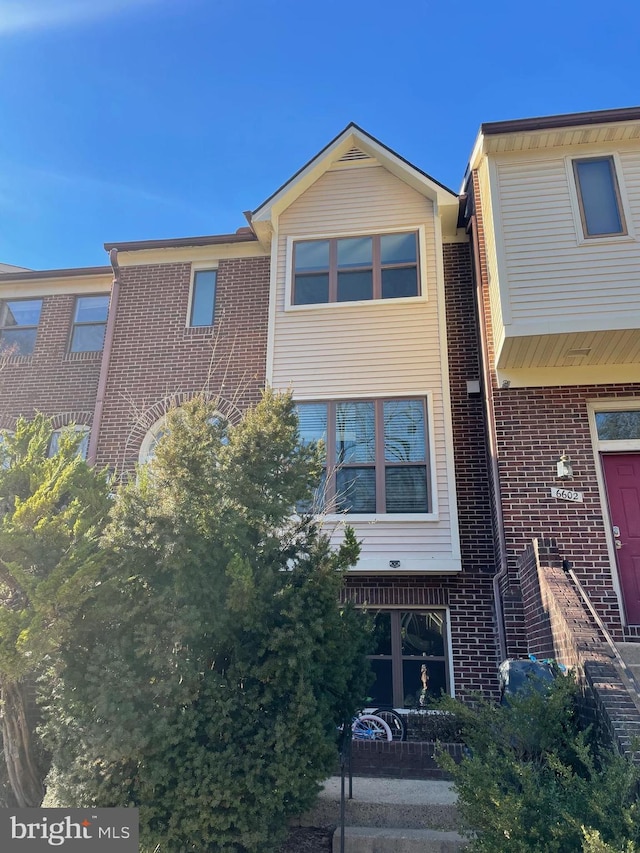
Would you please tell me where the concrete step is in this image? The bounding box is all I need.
[617,642,640,667]
[331,826,467,853]
[298,776,460,832]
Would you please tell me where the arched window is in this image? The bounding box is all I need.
[139,411,228,465]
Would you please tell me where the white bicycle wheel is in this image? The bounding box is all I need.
[352,713,393,742]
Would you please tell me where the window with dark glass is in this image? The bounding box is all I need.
[293,232,419,305]
[0,299,42,355]
[70,295,109,352]
[573,157,626,237]
[296,398,429,514]
[190,270,217,326]
[368,610,449,708]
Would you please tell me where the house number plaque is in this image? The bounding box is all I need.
[550,487,584,503]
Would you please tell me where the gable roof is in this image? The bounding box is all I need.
[250,123,460,240]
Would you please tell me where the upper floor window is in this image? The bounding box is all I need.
[0,299,42,355]
[572,157,626,238]
[190,269,217,327]
[48,425,90,460]
[70,295,109,352]
[297,397,429,514]
[292,232,419,305]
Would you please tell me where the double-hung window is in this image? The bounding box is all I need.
[293,232,419,305]
[189,269,217,327]
[70,295,109,352]
[297,398,430,514]
[572,156,627,238]
[0,299,42,355]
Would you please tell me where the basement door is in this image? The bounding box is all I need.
[602,453,640,624]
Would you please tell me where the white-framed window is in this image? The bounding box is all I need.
[568,154,633,242]
[189,269,217,327]
[368,609,451,708]
[48,425,90,460]
[70,295,109,353]
[0,299,43,355]
[290,230,421,306]
[296,397,431,515]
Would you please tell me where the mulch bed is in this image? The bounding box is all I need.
[278,826,335,852]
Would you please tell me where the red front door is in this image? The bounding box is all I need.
[602,453,640,624]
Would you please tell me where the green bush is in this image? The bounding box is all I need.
[44,392,372,852]
[438,677,640,852]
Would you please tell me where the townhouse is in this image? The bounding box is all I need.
[1,106,639,714]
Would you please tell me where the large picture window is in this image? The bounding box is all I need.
[292,232,419,305]
[296,397,430,514]
[368,610,449,708]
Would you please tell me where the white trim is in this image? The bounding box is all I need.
[564,152,636,246]
[347,557,462,573]
[433,213,460,559]
[139,415,169,464]
[186,264,218,329]
[284,225,428,311]
[587,397,640,626]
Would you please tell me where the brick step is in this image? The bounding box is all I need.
[297,777,460,832]
[331,826,467,852]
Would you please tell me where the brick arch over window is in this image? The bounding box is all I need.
[48,411,94,430]
[125,391,242,465]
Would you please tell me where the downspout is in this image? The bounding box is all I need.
[87,248,120,466]
[468,208,508,663]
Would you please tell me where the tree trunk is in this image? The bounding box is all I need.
[1,679,45,807]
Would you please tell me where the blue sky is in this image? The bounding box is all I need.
[0,0,638,270]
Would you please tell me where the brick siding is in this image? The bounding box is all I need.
[95,256,270,472]
[0,294,102,430]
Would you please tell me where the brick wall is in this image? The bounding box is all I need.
[0,294,102,430]
[95,256,270,471]
[343,242,501,699]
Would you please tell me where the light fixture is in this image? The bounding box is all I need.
[556,453,573,481]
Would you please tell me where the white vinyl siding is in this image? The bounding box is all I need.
[493,148,640,331]
[271,164,459,572]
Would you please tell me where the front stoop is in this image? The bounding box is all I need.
[298,776,468,853]
[618,643,640,691]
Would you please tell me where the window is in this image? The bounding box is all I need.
[190,269,217,326]
[48,426,90,460]
[296,398,429,514]
[70,295,109,352]
[0,299,42,355]
[595,410,640,441]
[572,157,626,237]
[292,232,419,305]
[368,610,449,708]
